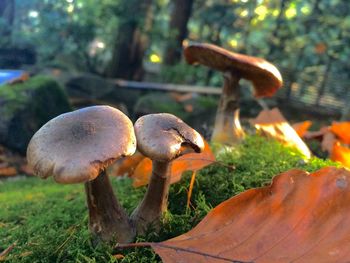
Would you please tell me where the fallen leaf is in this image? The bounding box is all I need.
[0,166,17,177]
[19,164,34,175]
[292,121,312,137]
[145,167,350,262]
[132,140,215,188]
[251,108,311,159]
[314,42,327,54]
[169,92,193,102]
[132,158,153,187]
[331,142,350,169]
[113,254,125,259]
[0,243,16,261]
[110,151,145,177]
[330,122,350,145]
[184,104,193,112]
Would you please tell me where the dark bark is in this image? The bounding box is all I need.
[106,0,153,80]
[85,171,135,243]
[131,161,171,234]
[284,47,305,99]
[164,0,194,65]
[211,73,245,144]
[316,57,333,106]
[0,0,15,44]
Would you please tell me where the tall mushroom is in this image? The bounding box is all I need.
[27,105,136,243]
[131,113,204,234]
[184,43,283,144]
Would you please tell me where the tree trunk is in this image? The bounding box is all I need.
[0,0,15,44]
[106,0,153,80]
[316,57,333,106]
[163,0,194,65]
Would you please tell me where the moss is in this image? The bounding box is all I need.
[0,76,71,153]
[0,76,71,119]
[0,136,336,262]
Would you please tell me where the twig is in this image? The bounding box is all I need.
[54,225,78,254]
[186,171,197,209]
[115,242,152,249]
[213,160,236,171]
[0,242,16,261]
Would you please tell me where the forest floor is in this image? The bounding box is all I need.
[0,136,336,262]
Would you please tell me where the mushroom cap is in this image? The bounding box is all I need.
[184,43,283,97]
[134,113,204,162]
[27,105,136,184]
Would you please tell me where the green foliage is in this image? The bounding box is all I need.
[0,136,336,262]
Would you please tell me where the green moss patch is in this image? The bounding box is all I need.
[0,76,71,153]
[0,76,70,119]
[0,136,336,262]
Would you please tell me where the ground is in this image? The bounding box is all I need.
[0,136,336,262]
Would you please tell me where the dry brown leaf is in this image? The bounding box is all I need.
[330,122,350,145]
[19,164,34,175]
[132,140,215,188]
[0,144,30,177]
[292,121,312,137]
[144,167,350,262]
[0,166,17,177]
[132,158,153,187]
[169,92,193,102]
[113,254,125,259]
[110,151,145,177]
[251,108,311,158]
[0,243,16,261]
[331,142,350,169]
[314,42,327,54]
[184,104,194,112]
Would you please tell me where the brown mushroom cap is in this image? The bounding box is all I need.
[134,113,204,162]
[184,43,283,97]
[27,106,136,184]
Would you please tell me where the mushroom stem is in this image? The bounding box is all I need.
[85,171,135,243]
[131,160,171,234]
[211,73,245,144]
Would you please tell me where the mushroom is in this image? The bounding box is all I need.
[184,43,283,144]
[131,113,204,234]
[27,106,136,243]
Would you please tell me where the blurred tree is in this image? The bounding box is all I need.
[106,0,153,80]
[163,0,194,65]
[0,0,15,45]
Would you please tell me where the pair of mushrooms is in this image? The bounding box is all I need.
[184,43,283,144]
[27,106,204,243]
